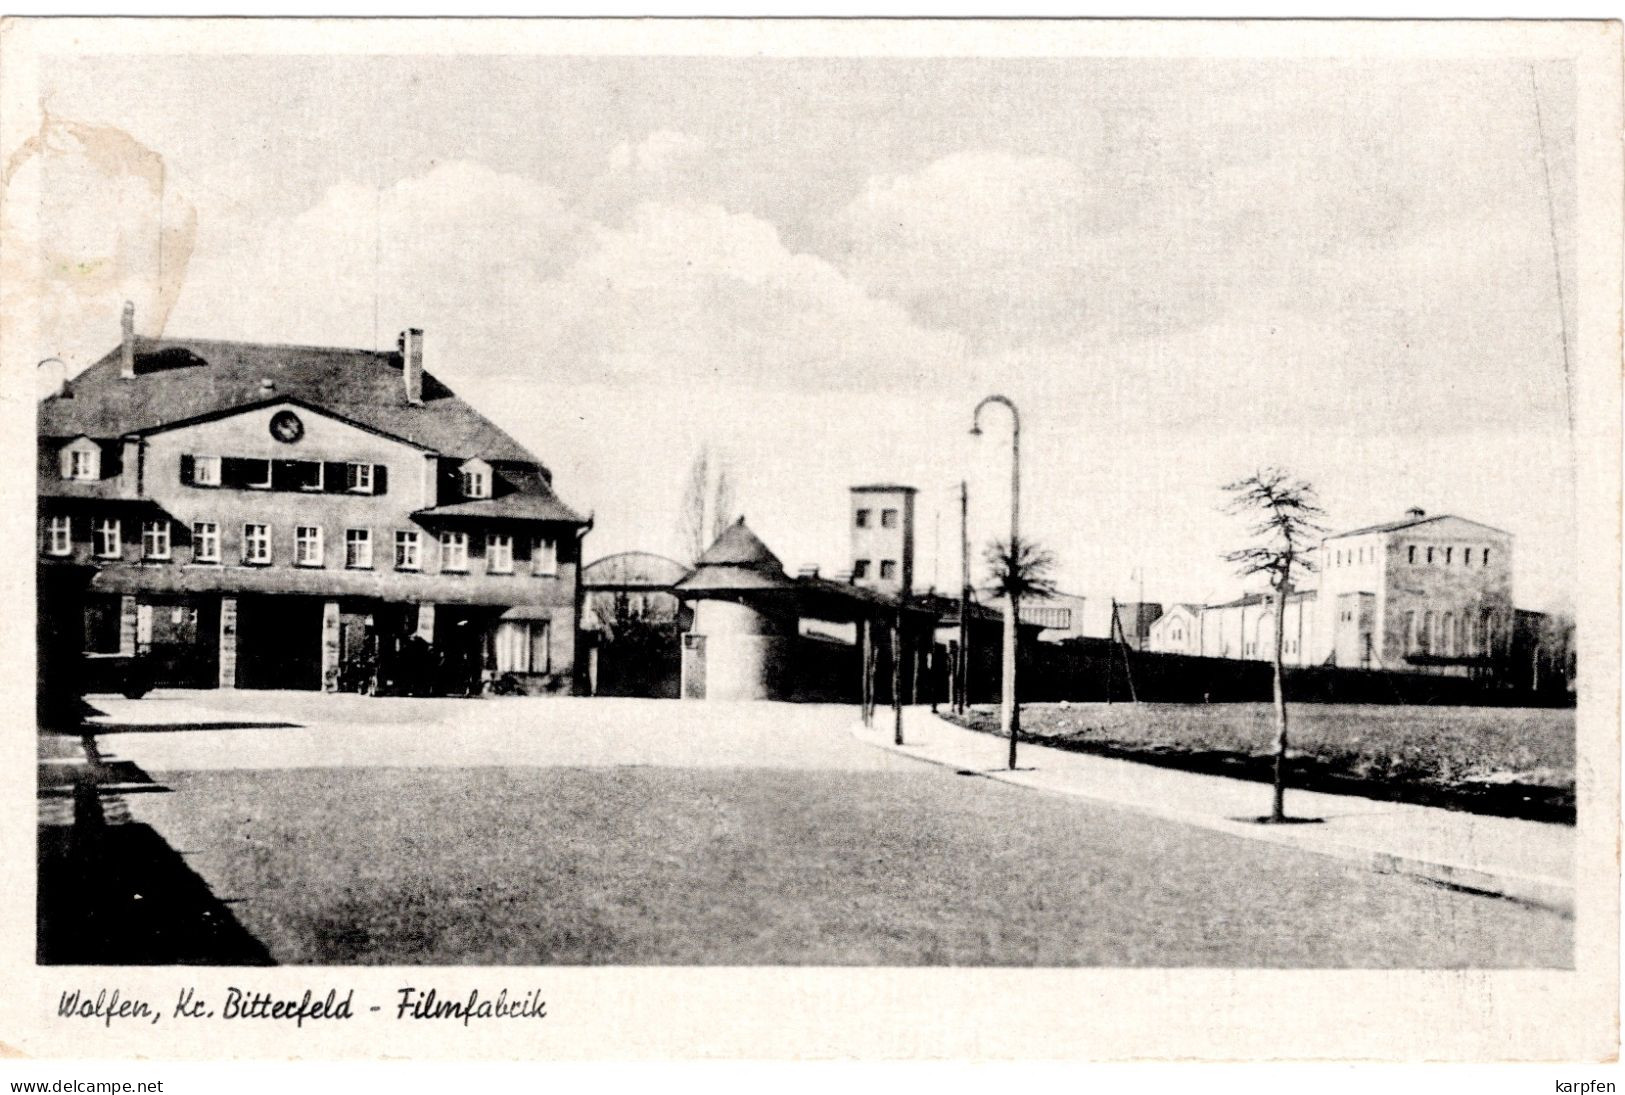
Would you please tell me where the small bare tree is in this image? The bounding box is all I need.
[676,446,739,564]
[984,536,1059,769]
[1221,468,1325,822]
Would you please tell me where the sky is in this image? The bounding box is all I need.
[10,53,1578,613]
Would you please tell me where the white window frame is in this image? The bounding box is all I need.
[461,468,488,500]
[395,530,421,571]
[345,528,374,570]
[93,518,121,559]
[487,533,514,575]
[296,461,325,492]
[63,442,101,481]
[192,521,220,564]
[243,523,271,565]
[295,526,324,567]
[494,620,550,675]
[141,520,171,560]
[346,462,374,494]
[193,455,222,487]
[45,515,71,556]
[440,531,469,573]
[881,508,898,529]
[531,536,557,577]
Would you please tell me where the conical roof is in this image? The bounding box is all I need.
[695,517,784,570]
[676,517,793,593]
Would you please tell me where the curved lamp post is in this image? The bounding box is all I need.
[971,394,1021,770]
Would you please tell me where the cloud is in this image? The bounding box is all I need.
[586,129,718,223]
[164,156,961,400]
[832,152,1105,351]
[168,160,585,360]
[527,200,963,391]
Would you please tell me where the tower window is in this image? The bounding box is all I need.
[854,509,870,529]
[1408,545,1416,564]
[880,559,897,580]
[853,559,870,579]
[881,509,898,529]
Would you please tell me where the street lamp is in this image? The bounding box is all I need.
[971,394,1021,770]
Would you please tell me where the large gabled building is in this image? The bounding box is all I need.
[1313,507,1514,672]
[37,306,590,696]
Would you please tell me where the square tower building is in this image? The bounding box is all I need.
[849,484,916,595]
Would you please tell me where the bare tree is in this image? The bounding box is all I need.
[1220,468,1326,822]
[983,536,1059,768]
[677,448,711,565]
[710,464,736,545]
[676,447,739,564]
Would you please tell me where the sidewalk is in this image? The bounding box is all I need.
[854,707,1575,915]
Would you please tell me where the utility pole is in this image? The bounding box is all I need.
[1113,600,1139,703]
[892,600,904,746]
[860,618,873,726]
[957,479,970,714]
[1106,598,1117,705]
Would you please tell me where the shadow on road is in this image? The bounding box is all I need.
[38,746,275,966]
[86,720,303,735]
[39,816,276,966]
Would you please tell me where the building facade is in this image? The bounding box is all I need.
[1019,591,1089,642]
[849,484,916,596]
[1197,591,1319,666]
[1314,508,1513,672]
[678,517,934,703]
[38,310,589,696]
[1146,603,1203,655]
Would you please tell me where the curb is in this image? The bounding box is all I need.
[850,718,1575,918]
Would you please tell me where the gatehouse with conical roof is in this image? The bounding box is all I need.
[676,517,934,702]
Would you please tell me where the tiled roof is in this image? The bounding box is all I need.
[677,520,792,593]
[1325,514,1511,541]
[39,336,539,464]
[1208,590,1317,610]
[694,518,785,569]
[676,564,795,593]
[414,493,585,524]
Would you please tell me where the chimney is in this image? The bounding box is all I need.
[402,327,424,405]
[1405,506,1426,519]
[260,378,276,395]
[119,301,136,379]
[797,565,821,579]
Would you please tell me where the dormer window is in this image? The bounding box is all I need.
[459,459,492,500]
[60,437,101,481]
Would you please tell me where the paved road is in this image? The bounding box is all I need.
[67,691,1571,967]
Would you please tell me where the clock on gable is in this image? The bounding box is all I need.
[269,410,305,444]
